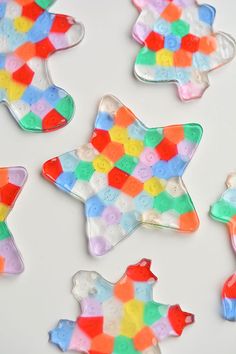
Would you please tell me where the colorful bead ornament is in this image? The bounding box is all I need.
[132,0,236,101]
[0,167,27,274]
[0,0,84,132]
[210,174,236,321]
[49,259,194,353]
[43,95,202,256]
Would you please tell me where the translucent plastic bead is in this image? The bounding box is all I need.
[0,0,84,132]
[43,95,202,256]
[132,0,236,101]
[0,166,27,275]
[49,259,194,353]
[210,173,236,320]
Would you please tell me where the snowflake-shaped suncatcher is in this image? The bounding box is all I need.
[42,95,202,256]
[0,0,84,132]
[0,166,27,274]
[132,0,236,101]
[210,174,236,321]
[49,259,194,353]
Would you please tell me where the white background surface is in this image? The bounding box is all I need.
[0,1,236,353]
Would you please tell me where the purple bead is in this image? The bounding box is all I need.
[102,206,121,225]
[0,238,24,274]
[89,236,112,256]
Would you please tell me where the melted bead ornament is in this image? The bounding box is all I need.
[43,95,202,256]
[0,167,27,274]
[132,0,236,101]
[49,259,194,353]
[210,173,236,321]
[0,0,84,132]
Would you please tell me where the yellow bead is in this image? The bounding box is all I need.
[121,300,144,338]
[0,70,10,89]
[109,126,128,144]
[0,203,10,221]
[93,155,113,173]
[144,177,164,196]
[156,49,174,67]
[7,80,26,101]
[124,139,144,157]
[14,16,34,33]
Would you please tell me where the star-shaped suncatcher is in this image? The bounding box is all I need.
[210,174,236,321]
[49,259,194,353]
[132,0,236,101]
[0,167,27,274]
[43,95,202,256]
[0,0,84,132]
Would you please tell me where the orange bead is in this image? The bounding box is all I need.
[115,107,136,127]
[161,3,182,22]
[163,126,184,144]
[134,327,157,351]
[15,0,34,5]
[114,275,134,302]
[15,42,36,61]
[0,256,5,273]
[199,36,217,54]
[174,49,192,67]
[102,142,125,163]
[0,169,9,188]
[91,334,114,353]
[179,211,199,232]
[122,176,143,197]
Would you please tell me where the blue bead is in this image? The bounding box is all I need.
[199,5,216,25]
[27,12,53,43]
[0,54,5,69]
[153,19,171,36]
[0,4,6,18]
[121,211,139,233]
[155,66,175,82]
[223,189,236,207]
[43,86,60,106]
[98,187,119,205]
[134,281,153,301]
[193,52,210,71]
[95,112,114,131]
[134,192,153,212]
[175,68,191,84]
[49,320,75,352]
[85,195,105,217]
[152,160,173,179]
[56,172,77,191]
[59,152,79,172]
[95,277,113,302]
[168,156,186,176]
[128,122,146,140]
[0,89,5,101]
[222,298,236,321]
[164,34,181,51]
[22,85,43,105]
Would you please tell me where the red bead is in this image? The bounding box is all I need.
[222,274,236,299]
[22,3,44,21]
[181,34,200,53]
[156,138,177,161]
[42,157,63,182]
[90,129,110,153]
[42,110,67,131]
[108,167,129,189]
[51,15,73,33]
[168,305,194,336]
[0,184,20,206]
[77,317,103,338]
[145,31,164,52]
[126,259,158,282]
[12,64,34,86]
[35,38,55,58]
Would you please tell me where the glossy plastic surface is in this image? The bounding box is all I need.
[132,0,236,101]
[210,173,236,321]
[42,95,202,256]
[0,0,84,132]
[49,259,194,353]
[0,167,27,274]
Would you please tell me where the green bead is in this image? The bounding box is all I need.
[144,301,168,325]
[184,124,203,143]
[144,128,163,148]
[0,223,10,241]
[211,200,236,223]
[75,161,94,181]
[115,155,138,174]
[154,192,174,212]
[114,336,139,354]
[35,0,54,9]
[171,20,190,37]
[136,48,156,66]
[19,112,42,132]
[174,194,195,214]
[56,95,74,121]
